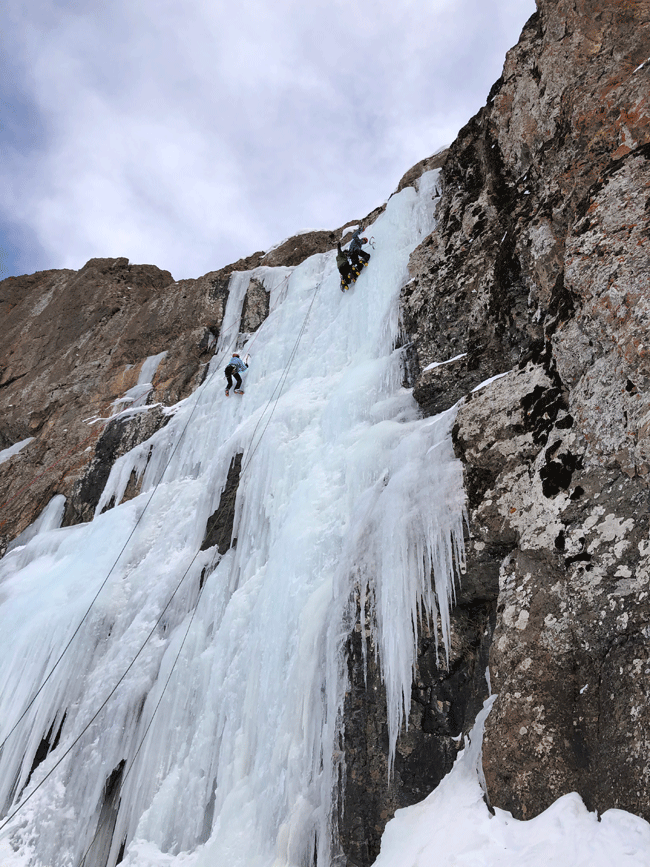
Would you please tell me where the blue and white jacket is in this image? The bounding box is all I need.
[227,356,248,373]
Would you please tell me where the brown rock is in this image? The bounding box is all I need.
[402,0,650,406]
[261,230,341,268]
[397,0,650,832]
[394,148,449,194]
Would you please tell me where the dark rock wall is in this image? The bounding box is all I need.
[240,279,270,334]
[396,0,650,834]
[62,405,171,526]
[404,0,650,412]
[200,453,243,554]
[341,603,494,867]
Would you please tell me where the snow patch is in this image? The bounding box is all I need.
[0,437,34,466]
[422,353,467,372]
[373,697,650,867]
[472,370,511,392]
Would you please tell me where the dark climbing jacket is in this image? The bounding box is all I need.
[336,243,350,272]
[348,229,365,254]
[347,230,370,273]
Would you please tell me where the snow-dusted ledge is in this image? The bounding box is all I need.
[0,437,34,467]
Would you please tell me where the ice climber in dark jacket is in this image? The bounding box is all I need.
[347,228,370,271]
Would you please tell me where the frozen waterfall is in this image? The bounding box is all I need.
[0,169,467,867]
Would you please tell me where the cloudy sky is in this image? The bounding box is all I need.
[1,0,536,281]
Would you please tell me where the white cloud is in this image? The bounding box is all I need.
[1,0,536,279]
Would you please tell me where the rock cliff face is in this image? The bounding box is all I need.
[399,0,650,836]
[1,0,649,863]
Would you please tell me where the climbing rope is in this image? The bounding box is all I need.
[72,277,309,862]
[0,292,260,823]
[0,541,204,835]
[0,285,255,527]
[77,574,207,866]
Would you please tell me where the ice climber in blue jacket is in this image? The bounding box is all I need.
[224,353,248,396]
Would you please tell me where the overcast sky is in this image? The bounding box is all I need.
[1,0,536,281]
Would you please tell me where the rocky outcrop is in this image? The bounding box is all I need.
[240,278,270,333]
[404,0,650,409]
[394,148,448,195]
[0,258,217,552]
[262,230,344,268]
[200,453,243,554]
[398,0,650,831]
[63,405,171,526]
[261,213,386,269]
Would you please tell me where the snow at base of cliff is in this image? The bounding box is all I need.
[374,700,650,867]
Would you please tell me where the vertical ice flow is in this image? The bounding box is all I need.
[0,168,466,867]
